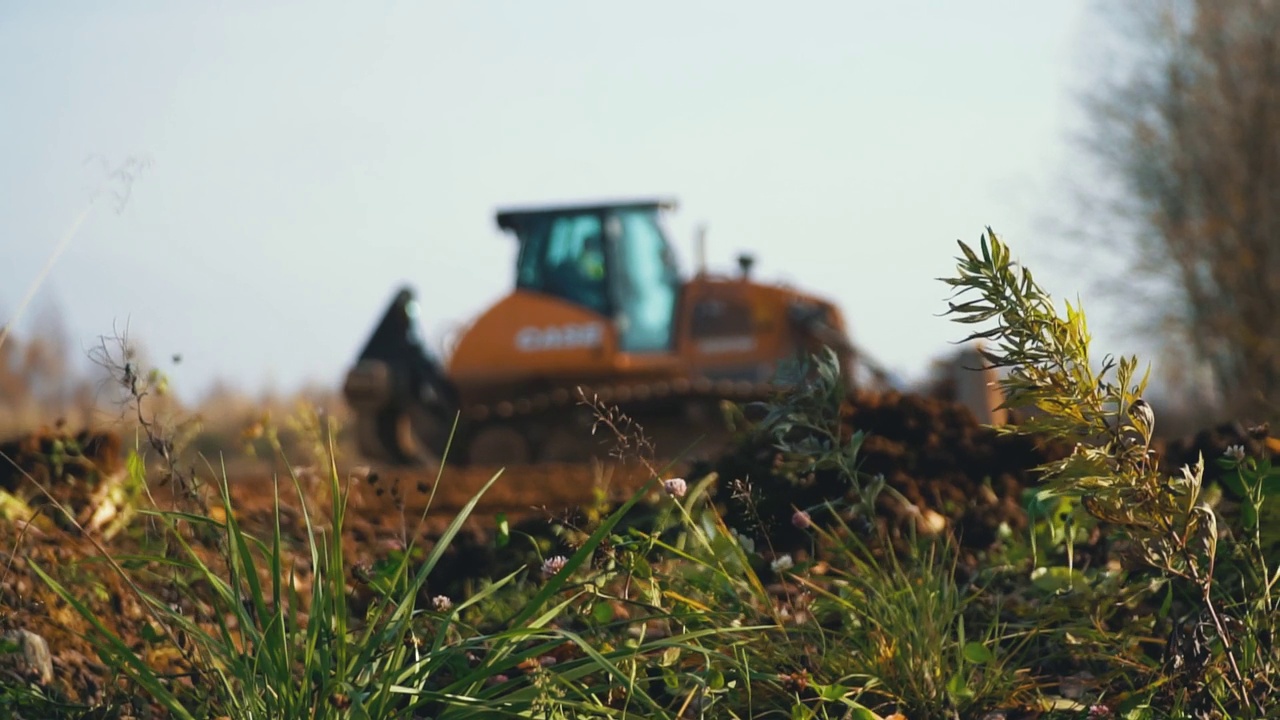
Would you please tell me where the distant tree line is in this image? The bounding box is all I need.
[1074,0,1280,422]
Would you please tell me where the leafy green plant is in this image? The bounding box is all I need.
[941,228,1270,716]
[744,347,915,528]
[1206,445,1280,702]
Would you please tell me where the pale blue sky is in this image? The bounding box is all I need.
[1,1,1118,404]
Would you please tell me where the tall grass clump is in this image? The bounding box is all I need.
[24,426,756,717]
[17,346,525,717]
[12,341,796,718]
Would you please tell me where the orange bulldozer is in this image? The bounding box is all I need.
[341,197,893,468]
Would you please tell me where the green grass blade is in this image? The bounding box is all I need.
[28,560,196,720]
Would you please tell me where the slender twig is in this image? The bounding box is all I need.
[0,505,45,599]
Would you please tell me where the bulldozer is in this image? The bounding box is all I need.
[342,197,888,468]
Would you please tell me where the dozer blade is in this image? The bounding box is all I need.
[342,286,460,465]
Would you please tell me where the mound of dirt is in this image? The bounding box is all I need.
[1155,420,1279,489]
[693,389,1075,554]
[0,425,129,534]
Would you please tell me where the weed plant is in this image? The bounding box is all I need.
[943,229,1280,716]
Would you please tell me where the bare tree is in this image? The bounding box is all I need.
[1071,0,1280,420]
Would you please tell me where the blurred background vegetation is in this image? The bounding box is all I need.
[1063,0,1280,428]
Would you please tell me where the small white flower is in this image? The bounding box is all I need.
[1225,444,1246,462]
[770,554,794,573]
[663,477,687,498]
[432,595,453,612]
[541,555,569,579]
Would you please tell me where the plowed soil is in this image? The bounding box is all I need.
[0,390,1272,708]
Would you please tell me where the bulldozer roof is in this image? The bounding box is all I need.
[495,197,678,232]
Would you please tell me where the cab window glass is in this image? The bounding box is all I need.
[515,213,608,315]
[611,209,678,352]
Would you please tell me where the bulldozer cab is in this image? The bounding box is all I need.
[497,199,682,354]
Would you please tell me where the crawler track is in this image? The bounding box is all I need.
[351,373,797,468]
